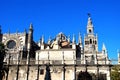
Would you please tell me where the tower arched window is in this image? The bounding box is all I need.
[89,29,92,33]
[95,40,97,44]
[90,39,92,44]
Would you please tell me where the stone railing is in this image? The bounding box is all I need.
[4,59,111,66]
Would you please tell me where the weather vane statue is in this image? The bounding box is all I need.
[88,13,91,17]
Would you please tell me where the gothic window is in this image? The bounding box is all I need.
[90,39,92,44]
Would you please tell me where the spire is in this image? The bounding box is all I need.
[41,35,44,44]
[29,23,33,35]
[102,43,108,58]
[68,35,70,43]
[87,13,93,27]
[87,13,94,34]
[102,43,106,51]
[48,36,51,44]
[78,32,82,44]
[72,34,76,49]
[118,49,120,58]
[29,23,33,30]
[72,34,75,43]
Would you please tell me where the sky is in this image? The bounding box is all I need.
[0,0,120,60]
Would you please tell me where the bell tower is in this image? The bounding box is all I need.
[84,14,98,53]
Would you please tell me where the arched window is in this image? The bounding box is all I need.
[90,39,92,44]
[95,40,97,44]
[89,29,92,33]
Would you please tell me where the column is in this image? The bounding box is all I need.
[73,66,76,80]
[48,51,50,64]
[26,50,30,80]
[62,51,64,64]
[37,52,40,80]
[62,66,65,80]
[73,51,76,64]
[96,66,99,80]
[107,68,111,80]
[26,49,30,64]
[6,54,11,80]
[16,51,21,80]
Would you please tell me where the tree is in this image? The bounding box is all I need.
[0,43,6,80]
[44,64,51,80]
[111,65,120,80]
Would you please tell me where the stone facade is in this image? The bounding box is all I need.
[2,15,111,80]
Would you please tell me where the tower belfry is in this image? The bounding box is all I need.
[84,14,98,53]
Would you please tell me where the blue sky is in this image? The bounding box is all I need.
[0,0,120,60]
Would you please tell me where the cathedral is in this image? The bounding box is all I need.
[2,15,111,80]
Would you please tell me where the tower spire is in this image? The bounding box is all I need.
[102,43,106,51]
[68,35,70,43]
[41,35,44,44]
[78,32,82,44]
[29,23,33,30]
[48,36,51,44]
[78,32,83,48]
[118,49,120,64]
[102,43,106,54]
[87,13,94,34]
[72,34,75,43]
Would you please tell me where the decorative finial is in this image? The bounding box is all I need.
[29,23,33,30]
[68,35,70,43]
[78,32,82,44]
[102,43,106,51]
[79,32,81,38]
[48,36,51,44]
[72,34,75,43]
[102,43,108,55]
[118,49,120,58]
[41,35,44,44]
[88,13,91,17]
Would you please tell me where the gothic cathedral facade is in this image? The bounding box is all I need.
[1,15,111,80]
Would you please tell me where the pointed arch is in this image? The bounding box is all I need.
[90,39,92,44]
